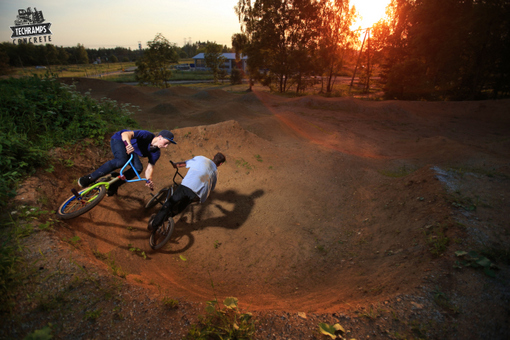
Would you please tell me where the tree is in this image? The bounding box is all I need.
[0,47,11,75]
[235,0,322,93]
[76,44,89,64]
[231,33,250,89]
[318,0,357,93]
[135,33,179,88]
[204,42,227,83]
[376,0,510,100]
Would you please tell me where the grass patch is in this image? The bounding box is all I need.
[185,297,255,340]
[424,224,450,257]
[0,74,139,207]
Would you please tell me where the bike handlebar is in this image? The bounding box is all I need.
[169,160,184,185]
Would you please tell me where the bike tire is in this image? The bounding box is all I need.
[149,216,175,250]
[145,188,170,209]
[57,185,107,220]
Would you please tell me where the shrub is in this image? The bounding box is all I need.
[0,74,139,207]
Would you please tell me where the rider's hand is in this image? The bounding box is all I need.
[146,179,154,190]
[125,143,134,154]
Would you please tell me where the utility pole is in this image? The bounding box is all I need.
[364,28,371,93]
[349,28,370,94]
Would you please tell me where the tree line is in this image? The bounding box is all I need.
[0,40,233,73]
[233,0,510,99]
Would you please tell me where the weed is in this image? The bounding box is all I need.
[318,322,348,339]
[185,297,255,340]
[106,253,128,278]
[112,306,124,320]
[92,249,108,261]
[454,250,498,277]
[315,244,327,254]
[45,164,55,173]
[235,158,253,171]
[410,320,429,338]
[128,244,147,259]
[432,287,459,314]
[359,306,380,319]
[214,240,221,249]
[38,217,57,231]
[448,191,478,211]
[84,308,102,321]
[64,235,81,247]
[24,323,54,340]
[254,154,263,162]
[425,224,449,257]
[162,296,179,309]
[61,158,75,168]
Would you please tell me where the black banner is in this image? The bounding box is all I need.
[10,23,52,39]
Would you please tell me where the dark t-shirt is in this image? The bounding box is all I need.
[111,130,160,165]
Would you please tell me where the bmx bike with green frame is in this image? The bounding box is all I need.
[57,150,151,220]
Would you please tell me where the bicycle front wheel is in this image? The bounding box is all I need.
[57,185,107,220]
[149,216,175,250]
[145,188,170,209]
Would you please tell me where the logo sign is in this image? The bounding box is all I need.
[10,7,53,44]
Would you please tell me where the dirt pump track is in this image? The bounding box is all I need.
[16,78,510,339]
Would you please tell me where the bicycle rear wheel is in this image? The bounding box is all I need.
[57,185,107,220]
[145,188,170,209]
[149,216,175,250]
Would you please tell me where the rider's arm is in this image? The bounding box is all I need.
[145,163,154,189]
[121,131,135,154]
[172,161,187,168]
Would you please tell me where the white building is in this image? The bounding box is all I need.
[192,53,247,73]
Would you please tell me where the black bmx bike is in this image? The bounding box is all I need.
[145,160,198,250]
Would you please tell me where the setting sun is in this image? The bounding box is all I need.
[350,0,392,29]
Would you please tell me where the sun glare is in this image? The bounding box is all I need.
[350,0,391,29]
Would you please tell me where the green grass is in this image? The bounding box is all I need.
[185,297,255,340]
[0,74,139,207]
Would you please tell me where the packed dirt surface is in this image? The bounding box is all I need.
[7,78,510,339]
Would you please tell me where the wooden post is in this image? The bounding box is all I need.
[349,28,369,93]
[364,28,371,93]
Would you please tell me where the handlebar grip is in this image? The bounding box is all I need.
[123,140,128,146]
[146,180,154,191]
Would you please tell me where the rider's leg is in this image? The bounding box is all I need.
[170,185,198,216]
[149,185,197,229]
[79,139,128,187]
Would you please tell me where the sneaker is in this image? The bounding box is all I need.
[78,175,92,188]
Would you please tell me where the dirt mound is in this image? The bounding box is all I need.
[192,89,233,101]
[152,88,179,97]
[233,92,263,105]
[19,79,509,339]
[106,85,154,106]
[59,77,122,94]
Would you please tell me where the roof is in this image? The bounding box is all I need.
[192,53,247,60]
